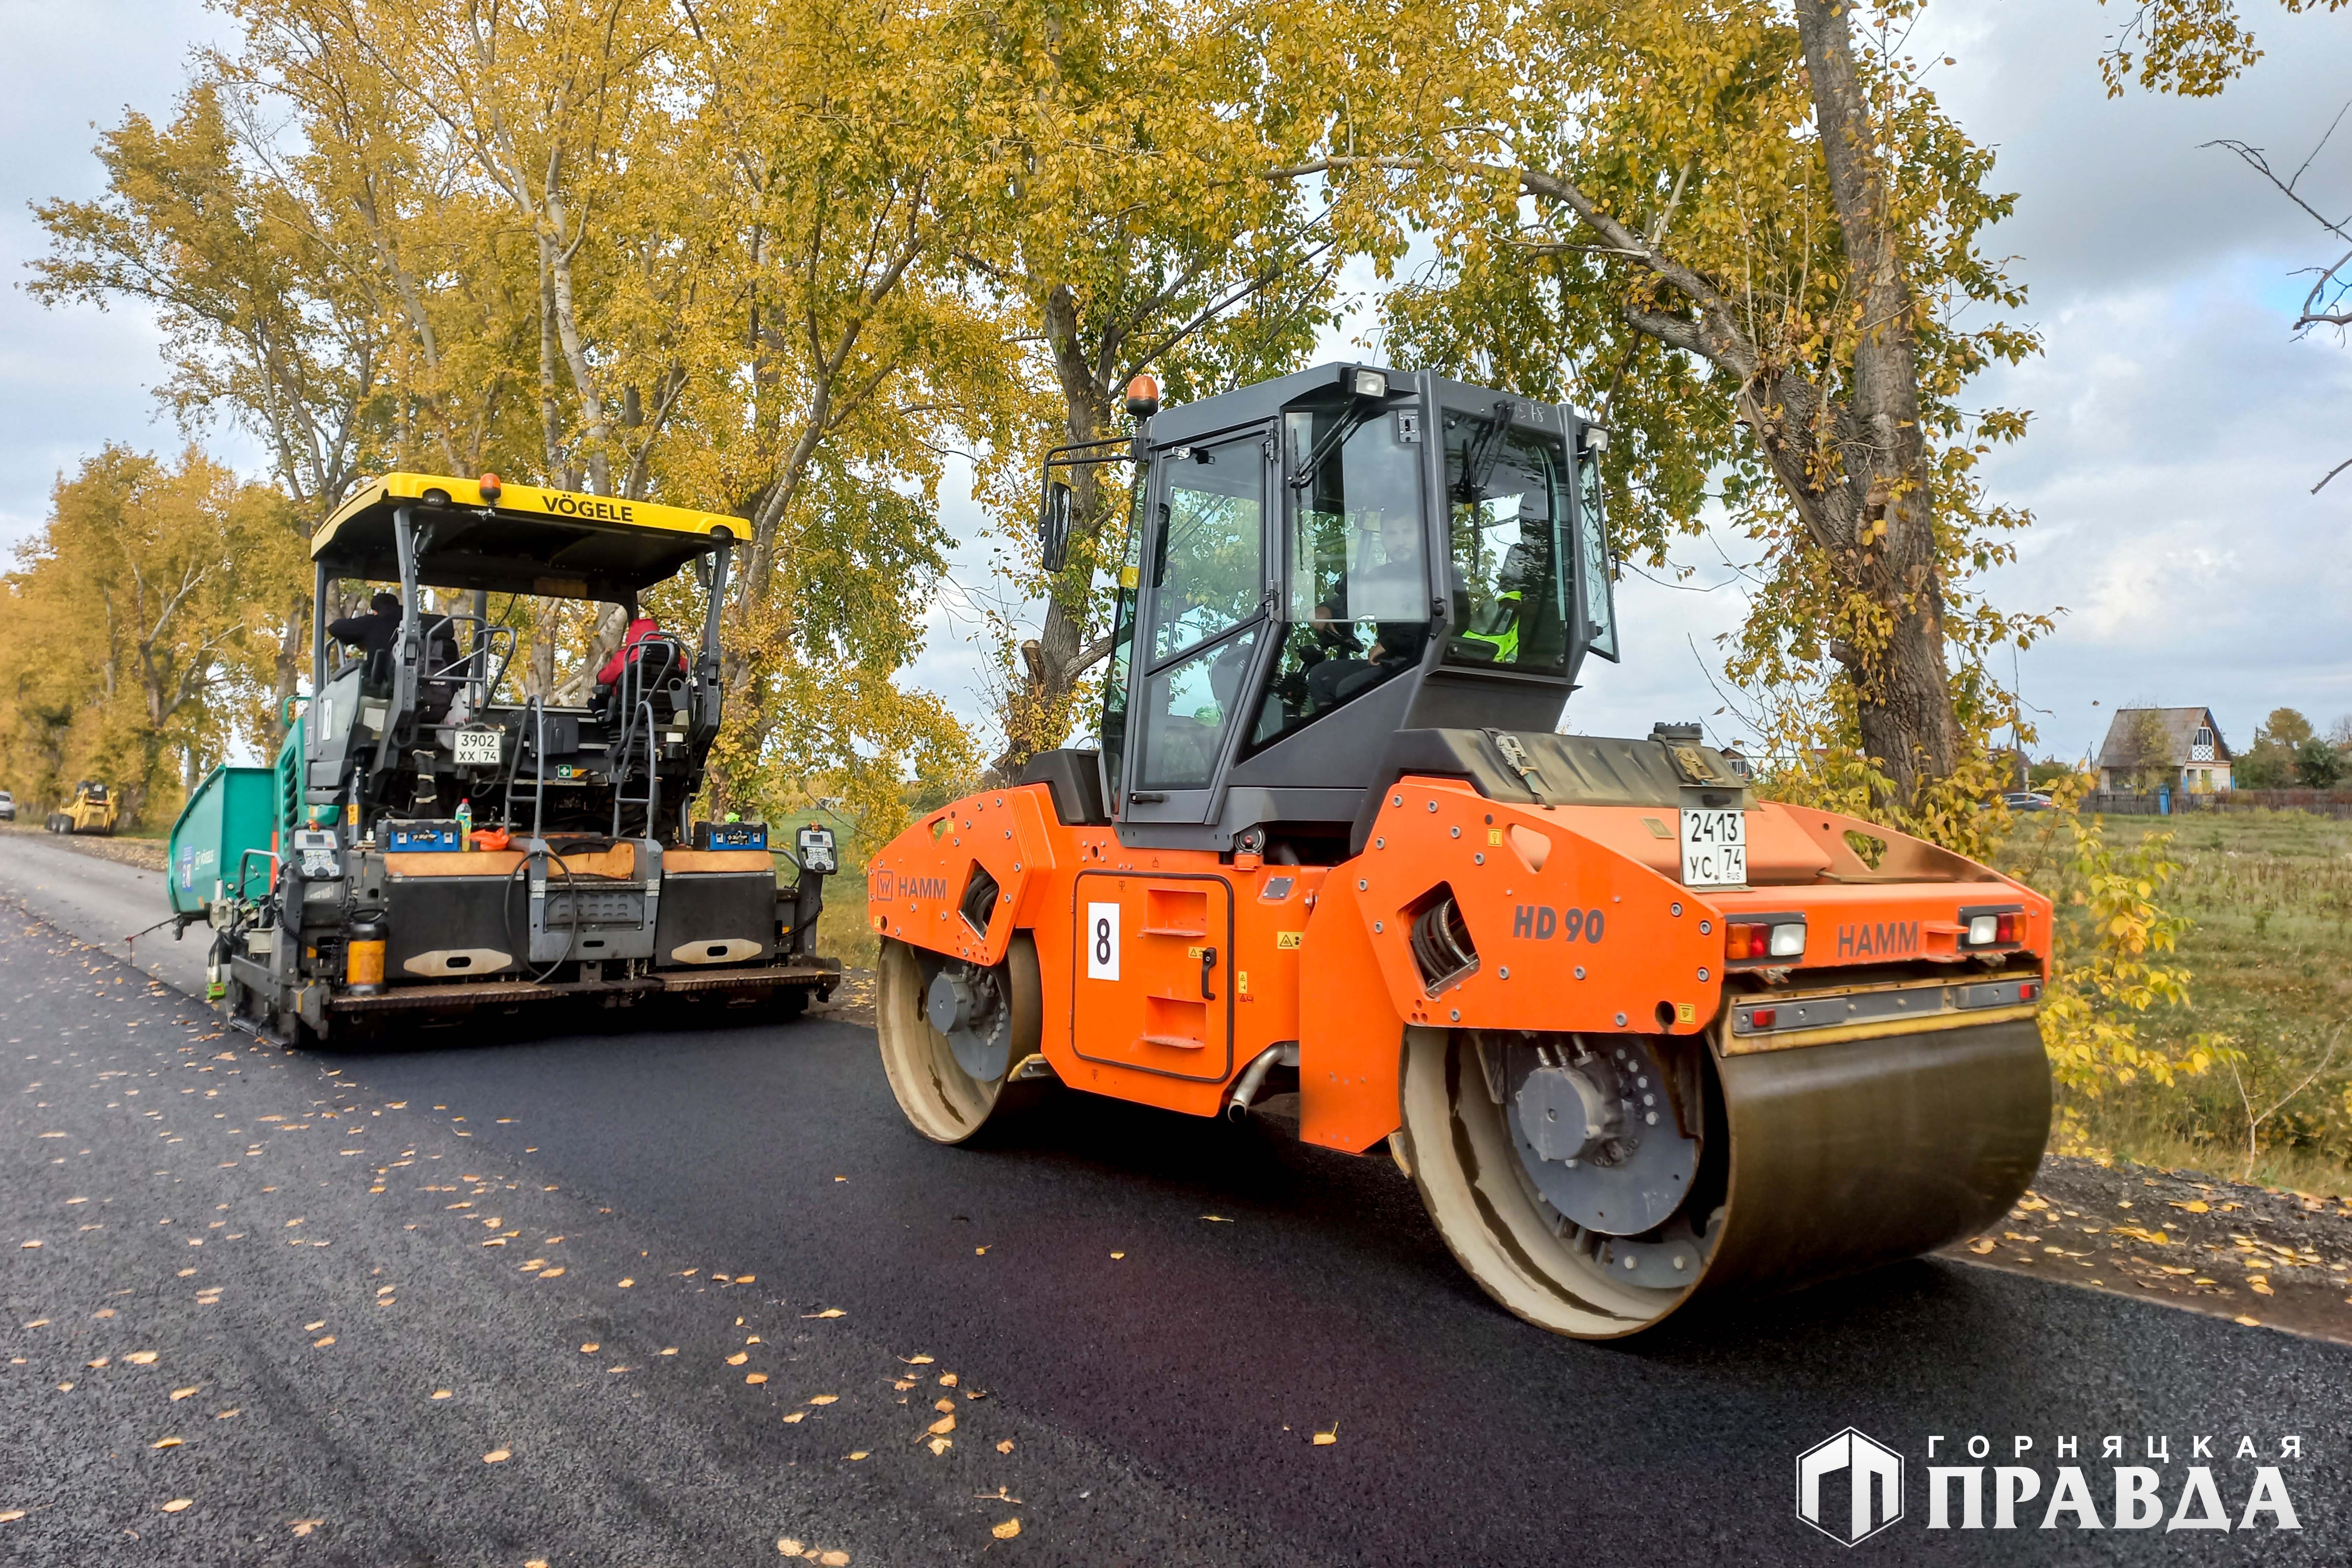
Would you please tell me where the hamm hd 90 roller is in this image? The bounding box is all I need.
[190,473,837,1048]
[867,363,2052,1338]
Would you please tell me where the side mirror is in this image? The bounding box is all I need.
[1040,479,1074,573]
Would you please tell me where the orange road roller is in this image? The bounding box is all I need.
[868,363,2051,1338]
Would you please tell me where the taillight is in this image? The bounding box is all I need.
[1726,920,1804,961]
[2018,981,2039,1002]
[1750,1007,1778,1029]
[1964,909,2022,947]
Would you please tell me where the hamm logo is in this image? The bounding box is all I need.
[1836,920,1919,959]
[867,871,948,903]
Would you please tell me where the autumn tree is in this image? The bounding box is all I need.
[2091,0,2348,95]
[0,449,292,824]
[1285,0,2045,829]
[29,82,391,745]
[2108,707,2174,792]
[957,0,1340,775]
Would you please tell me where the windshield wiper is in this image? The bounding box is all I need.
[1289,403,1376,491]
[1455,398,1519,499]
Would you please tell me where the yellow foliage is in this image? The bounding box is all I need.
[1999,771,2205,1099]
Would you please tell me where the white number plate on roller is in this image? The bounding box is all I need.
[1681,808,1746,887]
[452,728,503,765]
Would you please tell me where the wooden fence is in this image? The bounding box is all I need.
[2084,790,2352,820]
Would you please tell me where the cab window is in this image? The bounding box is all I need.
[1146,439,1265,664]
[1441,410,1569,673]
[1249,405,1429,751]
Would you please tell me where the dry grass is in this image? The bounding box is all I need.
[2057,809,2352,1192]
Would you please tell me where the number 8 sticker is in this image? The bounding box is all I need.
[1085,900,1121,981]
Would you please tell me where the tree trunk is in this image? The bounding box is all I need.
[993,285,1120,781]
[1787,0,1958,803]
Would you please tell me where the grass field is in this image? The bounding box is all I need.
[2047,809,2352,1192]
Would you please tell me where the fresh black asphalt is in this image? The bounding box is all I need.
[3,892,2347,1565]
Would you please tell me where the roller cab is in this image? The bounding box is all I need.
[869,364,2051,1337]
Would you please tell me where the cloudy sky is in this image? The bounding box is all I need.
[5,0,2348,765]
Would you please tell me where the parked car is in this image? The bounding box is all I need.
[2002,790,2055,812]
[0,790,14,821]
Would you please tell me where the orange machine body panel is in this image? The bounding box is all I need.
[867,777,2051,1149]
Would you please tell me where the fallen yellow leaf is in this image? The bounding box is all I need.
[737,1276,756,1284]
[2234,1316,2261,1327]
[819,1553,848,1567]
[580,1343,600,1353]
[1110,1251,1126,1260]
[290,1519,324,1537]
[659,1348,678,1356]
[2252,1282,2275,1296]
[779,1541,804,1556]
[991,1519,1022,1540]
[782,1412,805,1423]
[153,1437,183,1449]
[727,1352,750,1366]
[809,1394,838,1405]
[313,1336,336,1348]
[928,1436,952,1456]
[900,1354,934,1365]
[537,1268,564,1279]
[0,1510,25,1522]
[431,1390,451,1400]
[215,1409,239,1419]
[746,1373,769,1385]
[617,1278,635,1288]
[996,1439,1014,1454]
[975,1246,987,1255]
[939,1373,958,1388]
[161,1498,194,1513]
[1966,1239,1996,1255]
[304,1321,325,1331]
[2170,1200,2211,1213]
[846,1451,868,1461]
[1313,1424,1339,1446]
[1202,1215,1232,1223]
[171,1387,199,1401]
[929,1413,957,1436]
[483,1449,511,1464]
[803,1308,843,1319]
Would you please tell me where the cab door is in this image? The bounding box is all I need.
[1117,428,1276,828]
[1069,871,1234,1083]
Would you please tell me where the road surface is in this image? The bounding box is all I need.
[1,834,2343,1563]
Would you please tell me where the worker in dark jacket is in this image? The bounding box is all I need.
[328,592,406,658]
[329,592,459,678]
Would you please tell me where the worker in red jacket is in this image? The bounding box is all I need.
[594,599,673,715]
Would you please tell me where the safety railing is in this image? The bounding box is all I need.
[609,698,661,840]
[500,695,550,841]
[604,639,681,840]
